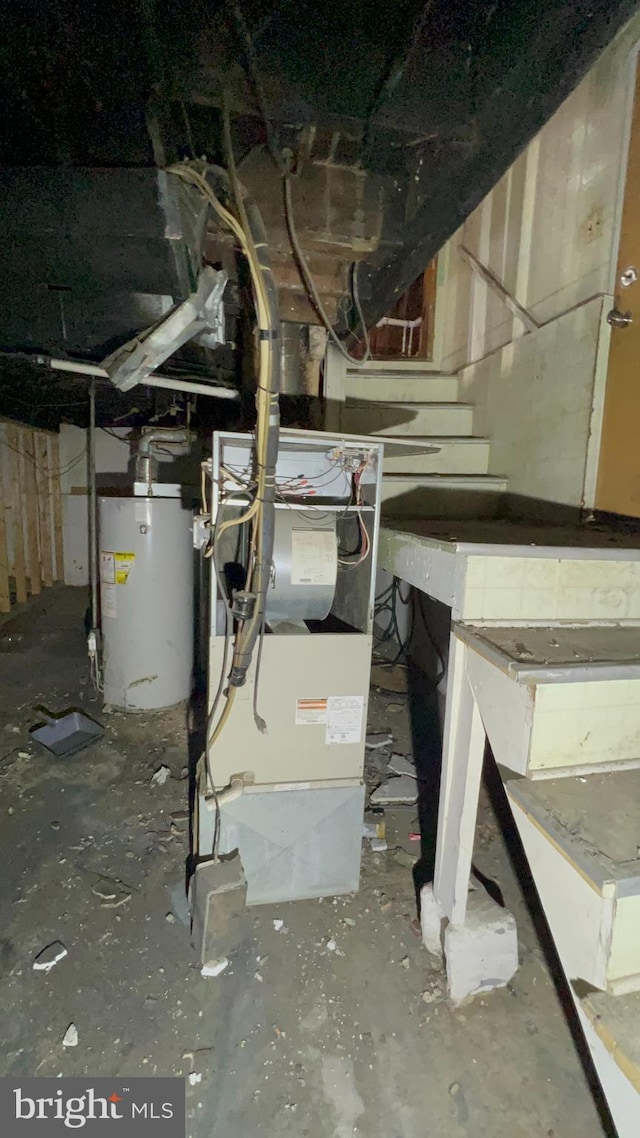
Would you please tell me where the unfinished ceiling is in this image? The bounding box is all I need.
[1,0,639,395]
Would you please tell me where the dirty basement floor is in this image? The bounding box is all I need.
[0,588,610,1138]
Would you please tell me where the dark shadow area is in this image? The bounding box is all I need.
[408,656,442,889]
[186,686,207,893]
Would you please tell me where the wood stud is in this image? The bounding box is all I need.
[0,420,63,611]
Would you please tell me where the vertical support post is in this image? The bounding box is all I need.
[88,381,98,632]
[433,632,486,927]
[23,430,40,596]
[0,424,11,612]
[48,434,64,582]
[23,430,40,600]
[323,342,347,432]
[35,432,53,588]
[6,424,27,604]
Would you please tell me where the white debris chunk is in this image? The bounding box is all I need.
[151,765,171,787]
[370,774,418,806]
[387,753,417,779]
[273,919,286,933]
[188,1072,202,1086]
[33,941,68,973]
[201,957,229,978]
[365,733,393,751]
[62,1023,78,1048]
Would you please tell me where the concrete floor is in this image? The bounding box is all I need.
[0,587,612,1138]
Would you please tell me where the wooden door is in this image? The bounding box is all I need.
[596,55,640,517]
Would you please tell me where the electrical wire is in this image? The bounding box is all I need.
[283,169,371,367]
[374,577,414,664]
[336,461,372,569]
[413,589,446,686]
[167,159,278,806]
[168,158,278,662]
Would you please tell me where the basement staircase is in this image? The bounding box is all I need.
[323,349,508,510]
[326,347,640,1132]
[455,621,640,1138]
[398,550,640,1138]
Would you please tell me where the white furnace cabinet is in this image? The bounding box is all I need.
[197,429,384,905]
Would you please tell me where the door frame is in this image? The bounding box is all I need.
[585,41,640,509]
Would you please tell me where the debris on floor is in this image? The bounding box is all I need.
[62,1023,78,1048]
[365,732,393,750]
[370,662,409,692]
[200,958,229,978]
[151,764,171,787]
[33,941,68,973]
[387,753,417,779]
[90,872,133,909]
[371,774,418,806]
[0,589,610,1138]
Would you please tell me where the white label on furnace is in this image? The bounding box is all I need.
[326,695,364,746]
[290,529,336,586]
[100,552,115,585]
[102,583,117,619]
[114,551,135,584]
[295,697,328,726]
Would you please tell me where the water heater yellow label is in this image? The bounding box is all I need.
[114,551,136,584]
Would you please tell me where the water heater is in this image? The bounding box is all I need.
[98,494,194,710]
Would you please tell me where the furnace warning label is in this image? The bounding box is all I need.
[326,695,364,745]
[100,551,115,585]
[114,551,136,584]
[102,583,117,619]
[290,529,336,586]
[295,697,328,725]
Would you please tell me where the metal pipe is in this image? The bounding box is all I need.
[47,358,238,399]
[49,358,109,377]
[141,374,238,399]
[88,380,98,633]
[135,426,192,485]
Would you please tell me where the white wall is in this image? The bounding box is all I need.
[59,425,131,586]
[434,16,640,507]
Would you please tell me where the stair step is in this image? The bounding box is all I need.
[459,623,640,778]
[342,402,474,437]
[346,374,459,403]
[346,359,448,373]
[507,770,640,995]
[580,987,640,1091]
[383,437,490,475]
[382,474,506,502]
